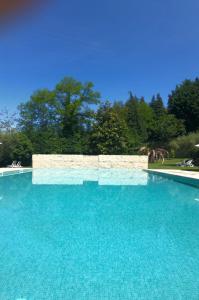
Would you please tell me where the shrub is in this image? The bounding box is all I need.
[0,132,33,166]
[169,132,199,158]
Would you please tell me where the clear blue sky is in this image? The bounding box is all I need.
[1,0,199,111]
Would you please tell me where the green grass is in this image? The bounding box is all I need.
[149,158,199,171]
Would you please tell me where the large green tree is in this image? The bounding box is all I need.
[137,97,154,138]
[18,77,100,154]
[168,78,199,132]
[125,93,148,143]
[90,103,130,154]
[18,89,57,134]
[55,77,100,138]
[150,93,165,118]
[148,114,185,147]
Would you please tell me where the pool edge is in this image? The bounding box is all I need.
[145,169,199,188]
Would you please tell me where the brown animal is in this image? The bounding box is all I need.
[139,147,168,164]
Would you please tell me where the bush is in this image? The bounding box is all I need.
[169,132,199,158]
[0,132,33,166]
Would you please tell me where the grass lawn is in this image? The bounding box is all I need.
[149,158,199,171]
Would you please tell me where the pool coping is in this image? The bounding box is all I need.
[0,167,32,176]
[146,169,199,188]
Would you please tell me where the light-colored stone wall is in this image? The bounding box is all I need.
[32,154,148,169]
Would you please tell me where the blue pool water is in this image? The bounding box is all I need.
[0,169,199,300]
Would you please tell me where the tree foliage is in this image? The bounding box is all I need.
[55,77,100,138]
[168,78,199,132]
[169,131,199,158]
[149,114,185,147]
[125,93,148,144]
[0,76,197,164]
[0,132,33,166]
[90,103,129,154]
[18,77,100,155]
[150,93,166,118]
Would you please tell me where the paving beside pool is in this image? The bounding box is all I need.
[0,168,32,175]
[148,169,199,180]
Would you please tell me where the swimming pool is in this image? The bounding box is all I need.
[0,169,199,299]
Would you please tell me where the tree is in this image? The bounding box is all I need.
[55,77,100,138]
[18,89,58,135]
[0,132,33,166]
[137,97,154,138]
[90,103,130,154]
[125,93,148,143]
[148,114,185,147]
[18,89,59,154]
[18,77,101,154]
[150,93,165,118]
[168,78,199,132]
[0,109,17,133]
[12,133,33,165]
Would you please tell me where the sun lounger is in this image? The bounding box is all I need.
[16,161,22,168]
[176,159,194,167]
[7,161,17,168]
[7,161,22,168]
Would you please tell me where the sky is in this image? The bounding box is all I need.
[0,0,199,111]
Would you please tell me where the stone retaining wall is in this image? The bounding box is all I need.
[32,155,148,169]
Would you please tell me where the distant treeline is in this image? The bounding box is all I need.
[1,77,199,166]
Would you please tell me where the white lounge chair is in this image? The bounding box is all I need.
[7,161,17,168]
[16,161,22,168]
[176,159,194,167]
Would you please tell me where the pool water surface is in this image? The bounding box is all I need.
[0,169,199,300]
